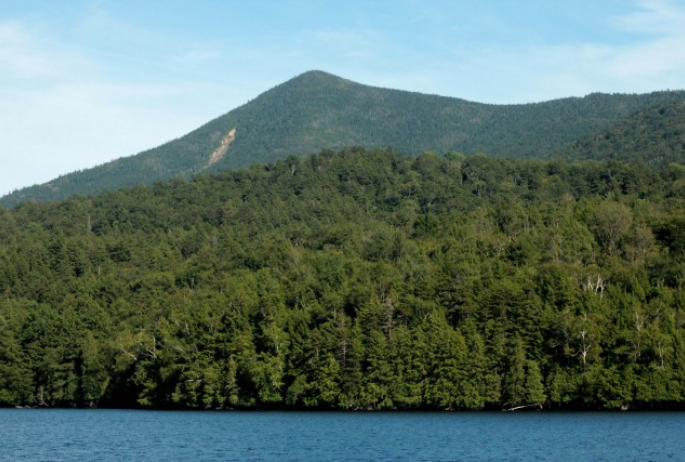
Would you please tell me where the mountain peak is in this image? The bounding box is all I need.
[279,70,354,91]
[294,70,346,81]
[3,72,685,206]
[298,69,340,78]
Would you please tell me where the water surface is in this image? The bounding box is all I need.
[1,410,682,461]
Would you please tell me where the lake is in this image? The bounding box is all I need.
[0,410,682,461]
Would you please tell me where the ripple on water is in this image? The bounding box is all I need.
[0,410,684,462]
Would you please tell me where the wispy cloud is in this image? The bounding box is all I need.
[607,0,685,83]
[613,0,685,35]
[0,22,58,78]
[2,0,685,193]
[376,0,685,103]
[0,15,239,194]
[0,80,209,193]
[534,0,685,89]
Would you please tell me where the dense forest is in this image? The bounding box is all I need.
[561,101,685,166]
[4,70,685,206]
[2,147,685,410]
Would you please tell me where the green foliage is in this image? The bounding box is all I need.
[1,147,685,410]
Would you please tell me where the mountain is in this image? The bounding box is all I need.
[559,101,685,165]
[3,70,685,206]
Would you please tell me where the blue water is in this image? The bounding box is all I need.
[0,410,682,461]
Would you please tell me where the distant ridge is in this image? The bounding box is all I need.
[3,70,685,206]
[560,101,685,165]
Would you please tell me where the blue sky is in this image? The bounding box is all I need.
[2,0,685,194]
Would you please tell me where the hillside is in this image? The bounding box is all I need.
[2,148,685,410]
[3,71,685,206]
[559,101,685,165]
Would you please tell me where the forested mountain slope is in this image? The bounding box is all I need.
[559,101,685,165]
[2,148,685,410]
[3,71,684,206]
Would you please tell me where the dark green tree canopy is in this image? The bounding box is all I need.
[1,147,685,410]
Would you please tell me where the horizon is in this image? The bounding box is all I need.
[2,0,685,194]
